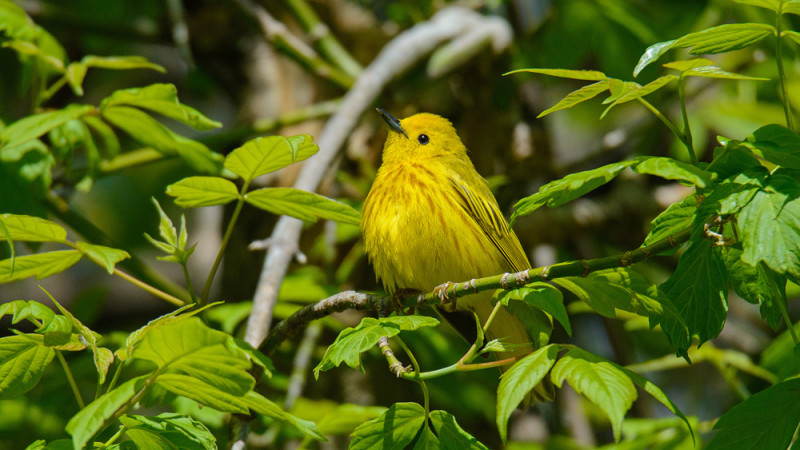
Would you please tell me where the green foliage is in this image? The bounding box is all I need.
[314,316,439,377]
[166,135,360,226]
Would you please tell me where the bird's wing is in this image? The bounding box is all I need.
[449,174,531,272]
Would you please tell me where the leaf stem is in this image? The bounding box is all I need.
[677,77,697,165]
[396,337,429,415]
[39,74,69,104]
[113,268,185,307]
[101,425,127,448]
[105,360,125,394]
[182,262,197,304]
[201,180,250,304]
[776,7,795,131]
[775,289,799,346]
[56,350,85,409]
[636,97,694,162]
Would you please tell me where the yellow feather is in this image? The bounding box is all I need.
[362,111,554,404]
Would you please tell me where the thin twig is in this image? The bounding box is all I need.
[245,7,515,348]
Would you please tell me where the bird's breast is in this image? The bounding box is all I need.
[361,162,504,293]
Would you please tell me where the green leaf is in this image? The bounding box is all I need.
[66,375,148,449]
[785,2,800,16]
[784,29,800,46]
[724,248,785,330]
[100,84,219,131]
[316,404,387,435]
[707,379,800,450]
[166,176,239,208]
[632,156,714,188]
[738,173,800,280]
[101,106,223,173]
[618,367,693,439]
[499,284,571,336]
[429,410,488,450]
[537,81,609,118]
[553,276,623,318]
[707,139,763,179]
[115,304,198,361]
[601,76,677,118]
[75,241,130,274]
[603,79,642,104]
[746,124,800,169]
[634,24,775,76]
[761,322,800,379]
[0,104,94,149]
[659,239,728,357]
[224,135,318,182]
[245,187,361,225]
[413,425,440,450]
[496,345,560,442]
[120,413,215,450]
[67,56,165,97]
[349,403,426,450]
[696,168,767,219]
[683,65,770,81]
[0,300,57,329]
[505,68,608,81]
[314,316,439,377]
[735,0,781,12]
[131,317,253,397]
[156,373,250,414]
[551,347,637,442]
[83,116,120,157]
[0,250,82,284]
[0,214,66,242]
[587,268,687,323]
[663,58,716,72]
[0,334,55,399]
[511,161,635,222]
[643,195,696,249]
[243,391,326,441]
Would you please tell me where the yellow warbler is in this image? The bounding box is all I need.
[362,109,553,403]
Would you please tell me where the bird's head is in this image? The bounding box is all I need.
[376,109,467,163]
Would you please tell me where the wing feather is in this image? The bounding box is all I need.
[449,175,530,272]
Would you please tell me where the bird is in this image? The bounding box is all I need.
[361,108,554,403]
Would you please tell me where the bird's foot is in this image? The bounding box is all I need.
[434,281,457,312]
[391,288,421,315]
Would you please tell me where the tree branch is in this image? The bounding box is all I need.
[259,225,692,356]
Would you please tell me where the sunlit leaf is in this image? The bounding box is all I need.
[350,403,426,450]
[244,187,361,225]
[224,135,318,182]
[0,334,55,399]
[314,316,439,377]
[66,375,148,449]
[746,124,800,169]
[537,81,609,117]
[0,214,66,242]
[120,413,216,450]
[0,104,94,149]
[551,346,637,442]
[511,161,635,222]
[683,65,770,81]
[734,0,780,11]
[505,68,608,80]
[498,284,571,336]
[166,176,239,207]
[496,345,560,442]
[244,392,326,441]
[601,76,676,118]
[75,242,130,274]
[429,410,487,449]
[643,194,696,249]
[155,373,249,414]
[102,106,223,173]
[632,156,715,188]
[0,250,82,284]
[100,84,219,131]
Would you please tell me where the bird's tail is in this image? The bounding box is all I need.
[486,304,555,406]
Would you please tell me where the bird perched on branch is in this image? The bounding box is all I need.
[361,108,553,403]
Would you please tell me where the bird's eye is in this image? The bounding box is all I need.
[417,134,430,145]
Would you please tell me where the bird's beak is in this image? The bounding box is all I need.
[376,108,408,138]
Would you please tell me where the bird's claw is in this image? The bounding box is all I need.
[434,281,457,312]
[391,288,419,315]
